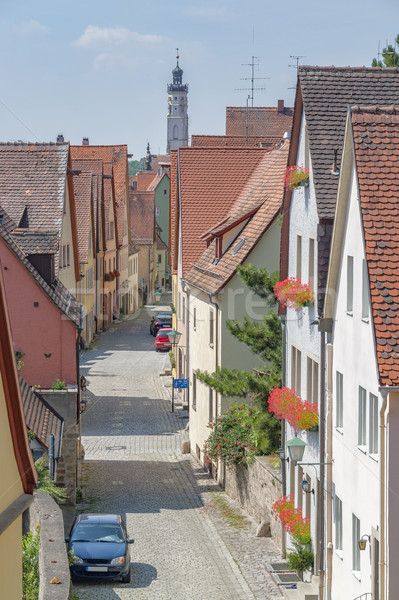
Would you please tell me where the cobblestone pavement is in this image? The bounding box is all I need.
[73,302,284,600]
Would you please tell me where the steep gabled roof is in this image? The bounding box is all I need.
[298,66,399,220]
[0,142,69,230]
[136,171,158,191]
[70,145,129,247]
[170,147,270,277]
[0,206,81,326]
[73,171,93,264]
[20,376,63,450]
[185,142,289,294]
[351,105,399,386]
[129,190,155,245]
[191,135,282,148]
[71,158,104,253]
[226,106,293,138]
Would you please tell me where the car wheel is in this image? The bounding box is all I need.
[121,570,131,583]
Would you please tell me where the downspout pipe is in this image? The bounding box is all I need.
[209,293,219,413]
[319,329,326,600]
[378,386,394,600]
[76,304,84,486]
[184,285,190,408]
[280,314,287,556]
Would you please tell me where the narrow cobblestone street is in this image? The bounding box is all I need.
[73,304,284,600]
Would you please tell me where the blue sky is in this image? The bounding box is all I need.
[0,0,398,158]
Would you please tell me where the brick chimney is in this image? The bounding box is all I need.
[57,134,64,143]
[277,100,285,114]
[82,137,89,146]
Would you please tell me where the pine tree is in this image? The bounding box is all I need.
[196,264,282,454]
[372,35,399,68]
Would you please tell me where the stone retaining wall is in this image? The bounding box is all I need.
[221,456,283,547]
[28,492,70,600]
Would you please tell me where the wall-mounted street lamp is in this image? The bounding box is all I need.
[167,329,182,413]
[155,291,162,303]
[358,534,370,551]
[300,479,315,495]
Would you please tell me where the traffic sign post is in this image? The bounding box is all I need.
[173,379,188,389]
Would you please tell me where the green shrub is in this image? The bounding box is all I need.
[169,351,176,369]
[287,533,314,574]
[22,525,40,600]
[51,379,67,390]
[35,459,68,503]
[204,404,258,467]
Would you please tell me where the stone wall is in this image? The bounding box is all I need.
[221,456,283,547]
[40,388,79,504]
[28,492,71,600]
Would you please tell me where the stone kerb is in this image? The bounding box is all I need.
[223,455,283,546]
[39,388,78,504]
[28,491,71,600]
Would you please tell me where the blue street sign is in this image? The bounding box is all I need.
[173,378,188,389]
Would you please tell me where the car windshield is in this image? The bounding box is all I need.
[71,522,125,543]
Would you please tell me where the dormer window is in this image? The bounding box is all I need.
[215,236,223,259]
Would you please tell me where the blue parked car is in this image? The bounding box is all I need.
[66,513,134,583]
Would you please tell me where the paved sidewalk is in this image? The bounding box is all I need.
[73,307,284,599]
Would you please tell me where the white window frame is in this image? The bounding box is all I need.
[335,495,343,555]
[362,258,369,320]
[352,514,361,576]
[291,346,302,395]
[358,386,367,449]
[306,356,319,405]
[336,371,343,430]
[296,235,302,280]
[347,255,354,314]
[369,393,378,456]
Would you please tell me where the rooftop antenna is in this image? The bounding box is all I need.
[235,56,269,107]
[288,55,307,89]
[377,40,381,66]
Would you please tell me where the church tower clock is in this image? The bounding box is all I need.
[167,50,188,152]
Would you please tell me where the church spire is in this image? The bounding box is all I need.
[166,50,189,153]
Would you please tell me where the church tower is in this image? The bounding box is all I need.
[167,50,188,153]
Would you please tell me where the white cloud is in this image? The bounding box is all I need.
[182,6,229,21]
[1,19,51,35]
[74,26,163,48]
[93,53,138,72]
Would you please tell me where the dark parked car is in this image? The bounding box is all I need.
[155,328,172,352]
[66,513,134,583]
[150,312,172,336]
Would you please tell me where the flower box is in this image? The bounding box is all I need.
[274,277,315,311]
[283,165,310,191]
[272,495,310,537]
[268,387,319,431]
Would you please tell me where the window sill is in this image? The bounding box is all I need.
[335,427,343,436]
[346,310,353,317]
[357,445,367,455]
[335,550,343,561]
[192,405,197,412]
[352,570,361,582]
[361,317,369,324]
[209,343,214,349]
[369,453,378,463]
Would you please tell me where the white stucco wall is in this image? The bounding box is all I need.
[59,179,77,292]
[330,163,380,600]
[285,113,322,559]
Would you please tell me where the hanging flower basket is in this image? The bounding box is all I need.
[268,387,319,431]
[104,272,115,282]
[283,165,310,190]
[272,495,310,537]
[274,277,314,311]
[113,270,120,278]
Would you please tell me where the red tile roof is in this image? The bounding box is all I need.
[20,376,63,449]
[71,158,104,253]
[129,190,155,245]
[226,106,293,138]
[72,172,92,264]
[352,105,399,386]
[169,147,271,277]
[191,135,282,148]
[71,145,129,247]
[185,142,289,293]
[136,171,158,191]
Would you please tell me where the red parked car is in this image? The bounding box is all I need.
[155,328,172,352]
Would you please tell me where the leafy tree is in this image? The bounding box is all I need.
[196,264,282,453]
[128,158,145,176]
[372,35,399,67]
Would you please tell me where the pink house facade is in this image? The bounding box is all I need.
[0,226,81,389]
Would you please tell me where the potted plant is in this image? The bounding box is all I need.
[268,387,319,431]
[274,277,315,311]
[283,165,310,190]
[114,269,120,278]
